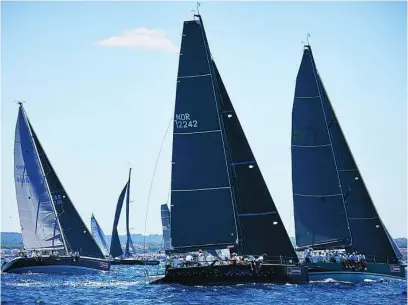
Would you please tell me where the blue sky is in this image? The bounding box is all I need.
[1,1,406,239]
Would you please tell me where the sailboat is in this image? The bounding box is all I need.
[160,204,172,252]
[151,13,308,285]
[291,44,406,281]
[109,168,159,265]
[91,214,110,257]
[1,103,110,274]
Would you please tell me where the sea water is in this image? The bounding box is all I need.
[1,265,406,305]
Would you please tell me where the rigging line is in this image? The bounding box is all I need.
[143,115,174,259]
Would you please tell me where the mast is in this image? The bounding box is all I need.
[19,104,69,255]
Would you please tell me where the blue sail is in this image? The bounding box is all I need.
[110,182,128,258]
[292,45,401,261]
[170,17,238,251]
[14,106,64,250]
[161,204,172,251]
[91,214,110,257]
[25,107,105,258]
[213,62,297,259]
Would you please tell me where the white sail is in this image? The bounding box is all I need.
[14,106,64,250]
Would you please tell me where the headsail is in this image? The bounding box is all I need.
[29,121,105,258]
[91,214,110,257]
[170,16,238,251]
[213,62,297,259]
[291,45,401,261]
[161,204,172,251]
[110,181,128,258]
[14,105,64,251]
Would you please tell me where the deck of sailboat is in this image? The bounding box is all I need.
[149,263,308,285]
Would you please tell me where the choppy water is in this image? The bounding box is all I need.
[1,265,407,305]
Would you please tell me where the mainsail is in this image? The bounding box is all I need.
[170,14,297,259]
[291,45,401,261]
[124,168,135,257]
[160,204,172,251]
[15,105,105,258]
[110,182,128,258]
[91,214,110,257]
[110,168,136,258]
[170,16,238,251]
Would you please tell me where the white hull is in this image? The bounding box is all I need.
[309,271,406,282]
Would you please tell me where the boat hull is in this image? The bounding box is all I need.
[1,256,110,274]
[151,263,308,285]
[111,258,160,266]
[306,262,406,282]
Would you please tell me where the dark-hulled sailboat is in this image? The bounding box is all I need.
[109,169,159,265]
[152,14,308,285]
[291,44,406,281]
[1,103,110,274]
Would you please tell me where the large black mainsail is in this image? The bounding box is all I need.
[170,16,238,252]
[170,14,296,259]
[15,104,105,258]
[291,45,401,261]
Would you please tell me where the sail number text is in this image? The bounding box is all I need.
[53,194,63,205]
[174,113,198,129]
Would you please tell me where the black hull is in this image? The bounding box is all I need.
[151,264,308,285]
[305,262,406,281]
[1,256,110,274]
[111,258,160,266]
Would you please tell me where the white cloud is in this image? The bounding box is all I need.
[95,27,177,53]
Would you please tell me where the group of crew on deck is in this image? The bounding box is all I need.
[168,250,265,270]
[303,248,367,270]
[17,250,81,261]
